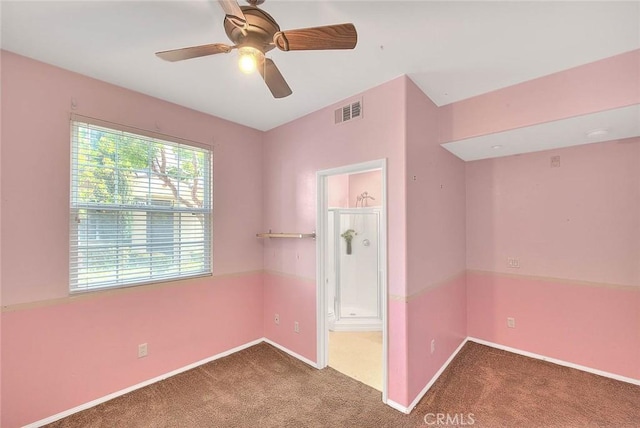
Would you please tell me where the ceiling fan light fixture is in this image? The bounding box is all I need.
[157,1,358,98]
[238,46,263,74]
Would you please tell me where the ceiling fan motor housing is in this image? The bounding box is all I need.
[224,6,280,54]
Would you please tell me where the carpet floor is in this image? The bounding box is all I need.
[46,341,640,427]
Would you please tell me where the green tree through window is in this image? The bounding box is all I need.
[70,118,212,292]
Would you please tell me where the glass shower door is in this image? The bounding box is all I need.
[337,209,380,320]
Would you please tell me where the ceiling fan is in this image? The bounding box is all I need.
[156,0,358,99]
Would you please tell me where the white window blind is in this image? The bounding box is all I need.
[70,116,212,292]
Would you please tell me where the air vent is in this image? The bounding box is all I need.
[334,99,363,124]
[342,105,351,122]
[351,100,361,118]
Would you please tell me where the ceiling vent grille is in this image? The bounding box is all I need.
[334,99,363,124]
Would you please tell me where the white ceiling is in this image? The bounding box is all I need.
[2,1,639,135]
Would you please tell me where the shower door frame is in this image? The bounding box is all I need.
[331,207,382,325]
[315,158,388,404]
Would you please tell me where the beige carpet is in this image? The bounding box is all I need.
[46,341,640,427]
[328,330,382,391]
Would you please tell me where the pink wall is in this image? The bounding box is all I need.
[1,51,264,306]
[407,275,467,401]
[262,272,317,361]
[406,78,467,295]
[404,78,467,406]
[328,173,349,208]
[260,51,640,409]
[467,271,640,380]
[328,170,383,208]
[2,43,638,426]
[1,51,265,427]
[0,56,3,424]
[453,49,640,384]
[261,77,407,291]
[439,49,640,143]
[349,170,382,207]
[388,298,409,405]
[3,274,263,427]
[261,77,408,403]
[466,139,639,286]
[465,138,640,381]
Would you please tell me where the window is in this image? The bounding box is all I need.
[146,199,175,257]
[70,116,212,292]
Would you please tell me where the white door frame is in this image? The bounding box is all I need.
[316,158,388,403]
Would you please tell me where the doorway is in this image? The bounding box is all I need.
[316,159,388,403]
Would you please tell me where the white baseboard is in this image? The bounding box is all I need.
[386,398,411,414]
[25,337,318,428]
[386,338,469,414]
[25,338,264,428]
[262,338,319,368]
[408,338,469,413]
[390,337,640,416]
[25,335,637,427]
[468,337,640,386]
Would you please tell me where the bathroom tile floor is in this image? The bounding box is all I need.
[328,330,383,391]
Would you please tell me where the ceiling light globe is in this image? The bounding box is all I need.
[238,47,260,74]
[239,55,257,74]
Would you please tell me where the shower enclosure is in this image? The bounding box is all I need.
[327,207,382,331]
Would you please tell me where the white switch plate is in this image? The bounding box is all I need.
[274,313,280,325]
[430,339,435,354]
[138,343,148,358]
[507,317,516,328]
[294,321,300,333]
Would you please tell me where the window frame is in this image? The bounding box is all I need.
[69,114,213,293]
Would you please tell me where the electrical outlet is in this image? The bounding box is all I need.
[507,317,516,328]
[274,314,280,325]
[138,343,148,358]
[294,321,300,333]
[507,258,520,268]
[430,339,436,354]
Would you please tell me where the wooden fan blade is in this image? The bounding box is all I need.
[258,58,292,99]
[156,43,234,62]
[218,0,247,28]
[274,23,357,51]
